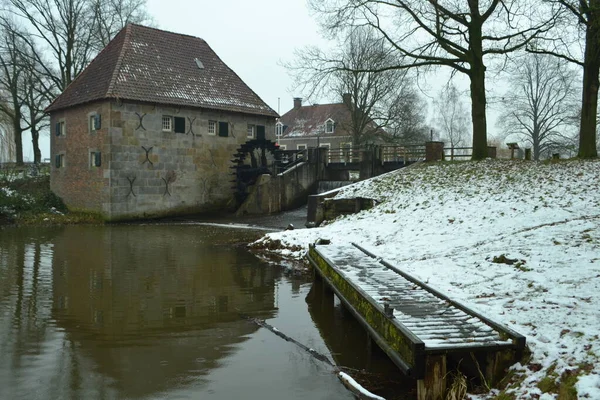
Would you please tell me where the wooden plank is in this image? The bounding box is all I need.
[308,245,426,378]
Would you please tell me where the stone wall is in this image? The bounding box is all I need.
[51,100,276,220]
[235,149,326,215]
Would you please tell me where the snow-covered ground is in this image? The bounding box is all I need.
[254,159,600,399]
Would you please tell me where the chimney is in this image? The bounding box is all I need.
[342,93,351,106]
[293,97,302,109]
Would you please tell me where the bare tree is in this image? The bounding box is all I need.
[528,0,599,158]
[90,0,153,50]
[498,53,578,160]
[310,0,560,159]
[386,84,429,144]
[6,0,96,91]
[288,27,423,145]
[0,17,27,165]
[434,83,470,148]
[6,0,153,91]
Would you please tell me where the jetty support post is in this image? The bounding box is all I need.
[417,355,447,400]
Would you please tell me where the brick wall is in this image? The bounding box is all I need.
[50,100,276,220]
[50,101,111,212]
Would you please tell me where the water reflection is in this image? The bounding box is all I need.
[306,279,417,400]
[0,225,279,399]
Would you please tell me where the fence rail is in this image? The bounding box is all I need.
[380,145,426,163]
[443,147,473,161]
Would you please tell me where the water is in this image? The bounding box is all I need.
[0,222,415,400]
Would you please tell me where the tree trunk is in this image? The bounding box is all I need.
[31,127,41,164]
[469,64,488,160]
[12,115,23,166]
[579,13,600,159]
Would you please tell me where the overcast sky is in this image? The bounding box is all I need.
[147,0,327,114]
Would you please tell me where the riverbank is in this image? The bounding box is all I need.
[253,159,600,400]
[0,174,103,225]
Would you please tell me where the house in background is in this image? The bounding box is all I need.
[46,24,278,221]
[276,94,386,157]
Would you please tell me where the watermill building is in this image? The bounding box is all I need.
[46,24,278,221]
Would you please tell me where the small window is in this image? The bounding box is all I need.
[54,154,65,168]
[247,124,255,139]
[297,144,307,150]
[162,116,172,132]
[276,122,283,137]
[55,120,65,136]
[325,119,335,134]
[208,120,217,135]
[278,144,287,150]
[89,114,101,132]
[90,151,101,167]
[218,121,229,137]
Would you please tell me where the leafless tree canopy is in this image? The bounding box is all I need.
[309,0,560,159]
[434,83,470,148]
[0,0,151,164]
[287,27,426,145]
[499,53,578,160]
[528,0,599,158]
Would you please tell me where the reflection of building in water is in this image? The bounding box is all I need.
[50,225,278,398]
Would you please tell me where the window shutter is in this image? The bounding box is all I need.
[55,155,60,168]
[55,122,60,136]
[95,152,102,167]
[256,125,265,140]
[174,117,186,133]
[94,115,101,130]
[218,121,229,137]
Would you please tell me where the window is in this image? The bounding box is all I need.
[247,124,255,139]
[325,119,335,134]
[162,116,172,132]
[297,144,307,150]
[256,125,265,140]
[89,114,101,132]
[218,121,229,137]
[208,120,217,135]
[54,154,65,168]
[278,144,287,150]
[90,151,101,167]
[174,117,186,133]
[55,120,65,136]
[276,122,284,137]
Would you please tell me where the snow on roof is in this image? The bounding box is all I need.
[46,24,278,118]
[256,159,600,398]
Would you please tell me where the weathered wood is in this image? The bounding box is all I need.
[417,355,447,400]
[308,245,425,377]
[485,349,515,386]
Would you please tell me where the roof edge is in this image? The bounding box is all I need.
[46,96,279,118]
[106,24,132,97]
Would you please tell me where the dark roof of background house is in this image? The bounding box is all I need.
[45,24,278,117]
[278,103,354,138]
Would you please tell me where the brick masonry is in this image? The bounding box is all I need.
[50,100,276,221]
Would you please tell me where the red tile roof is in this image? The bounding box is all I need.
[46,24,278,117]
[279,103,353,138]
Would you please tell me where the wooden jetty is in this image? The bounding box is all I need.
[307,241,526,400]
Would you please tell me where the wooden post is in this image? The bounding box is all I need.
[417,355,447,400]
[485,350,513,386]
